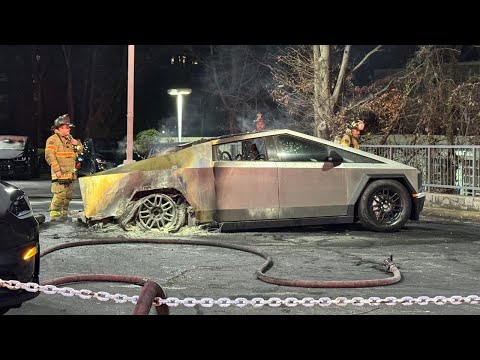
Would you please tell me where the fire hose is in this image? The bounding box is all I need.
[40,237,401,314]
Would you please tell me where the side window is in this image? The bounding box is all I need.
[213,138,268,161]
[275,135,328,162]
[327,145,384,164]
[213,141,242,161]
[242,138,267,161]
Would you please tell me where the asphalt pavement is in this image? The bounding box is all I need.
[3,177,480,316]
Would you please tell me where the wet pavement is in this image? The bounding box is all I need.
[4,215,480,315]
[3,178,480,315]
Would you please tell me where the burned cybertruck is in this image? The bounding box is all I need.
[78,129,424,233]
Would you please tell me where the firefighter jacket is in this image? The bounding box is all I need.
[340,130,360,149]
[45,130,84,181]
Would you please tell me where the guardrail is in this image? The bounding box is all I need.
[361,145,480,197]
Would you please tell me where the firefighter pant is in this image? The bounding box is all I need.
[50,181,74,218]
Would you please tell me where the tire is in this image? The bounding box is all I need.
[357,179,412,232]
[136,194,185,232]
[33,243,40,283]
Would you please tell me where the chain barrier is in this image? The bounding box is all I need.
[2,278,480,309]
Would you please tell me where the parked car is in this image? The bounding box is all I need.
[77,138,143,176]
[78,129,425,233]
[0,180,40,315]
[0,135,40,180]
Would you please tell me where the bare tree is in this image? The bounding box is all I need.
[359,45,480,145]
[198,45,273,133]
[269,45,382,139]
[32,46,45,146]
[61,45,75,123]
[82,46,127,138]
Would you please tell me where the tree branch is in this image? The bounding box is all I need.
[332,45,351,104]
[352,45,383,73]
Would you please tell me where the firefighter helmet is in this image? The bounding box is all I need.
[53,114,74,129]
[348,120,365,131]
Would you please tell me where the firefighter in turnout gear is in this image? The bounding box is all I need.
[253,112,265,132]
[45,114,83,222]
[339,120,365,149]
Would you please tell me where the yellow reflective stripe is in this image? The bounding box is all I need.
[46,145,57,151]
[56,152,75,157]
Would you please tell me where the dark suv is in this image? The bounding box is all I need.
[77,138,143,176]
[0,180,40,315]
[0,136,40,180]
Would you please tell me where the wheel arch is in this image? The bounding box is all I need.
[351,174,415,219]
[131,187,187,204]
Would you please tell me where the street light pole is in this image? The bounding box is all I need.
[168,88,191,142]
[125,44,135,164]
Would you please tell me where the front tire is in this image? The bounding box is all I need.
[357,179,412,232]
[136,194,185,232]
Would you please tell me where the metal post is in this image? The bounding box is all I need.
[177,94,183,142]
[125,45,135,164]
[473,148,477,197]
[427,146,431,192]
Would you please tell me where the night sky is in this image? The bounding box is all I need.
[1,45,478,147]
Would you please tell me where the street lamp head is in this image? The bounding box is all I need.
[168,88,192,96]
[168,88,192,143]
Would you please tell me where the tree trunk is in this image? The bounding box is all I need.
[109,46,127,137]
[62,45,75,123]
[313,45,334,139]
[32,46,41,146]
[85,46,98,138]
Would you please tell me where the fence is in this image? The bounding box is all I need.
[361,145,480,197]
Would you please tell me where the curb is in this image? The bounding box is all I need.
[422,207,480,223]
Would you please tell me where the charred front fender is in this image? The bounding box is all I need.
[79,145,216,222]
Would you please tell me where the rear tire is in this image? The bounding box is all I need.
[357,179,411,232]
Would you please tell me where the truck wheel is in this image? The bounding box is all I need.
[357,179,412,232]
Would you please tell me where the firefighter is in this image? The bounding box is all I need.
[339,120,365,149]
[45,114,83,222]
[253,112,265,132]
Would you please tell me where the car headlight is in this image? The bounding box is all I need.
[9,194,33,219]
[13,156,27,162]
